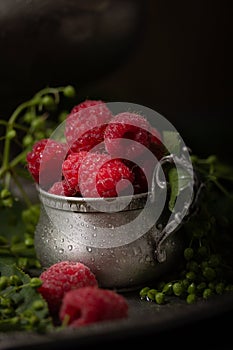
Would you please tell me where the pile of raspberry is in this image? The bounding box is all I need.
[26,100,166,197]
[38,261,129,327]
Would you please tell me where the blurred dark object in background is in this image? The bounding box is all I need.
[0,0,146,114]
[0,0,232,161]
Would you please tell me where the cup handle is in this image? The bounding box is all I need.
[150,152,200,262]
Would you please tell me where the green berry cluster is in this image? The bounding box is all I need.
[0,266,52,332]
[140,244,233,305]
[0,85,76,209]
[140,155,233,305]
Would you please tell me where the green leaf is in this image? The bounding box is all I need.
[168,167,191,212]
[162,131,181,155]
[0,258,53,333]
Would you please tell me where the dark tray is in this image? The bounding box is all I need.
[1,290,233,350]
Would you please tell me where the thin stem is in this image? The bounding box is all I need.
[1,86,65,187]
[9,149,30,169]
[2,99,39,184]
[11,170,32,208]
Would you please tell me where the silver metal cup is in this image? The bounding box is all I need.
[34,154,197,290]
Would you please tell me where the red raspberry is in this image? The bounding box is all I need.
[62,151,89,194]
[78,152,134,198]
[48,180,77,196]
[70,99,102,114]
[26,138,67,189]
[65,100,113,153]
[59,286,128,327]
[104,112,151,159]
[38,261,98,315]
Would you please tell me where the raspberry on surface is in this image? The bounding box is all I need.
[38,261,98,315]
[59,286,129,327]
[78,152,134,198]
[104,112,151,159]
[26,138,68,189]
[65,100,113,153]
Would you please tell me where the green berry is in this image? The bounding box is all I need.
[9,275,22,286]
[23,134,33,147]
[63,85,76,98]
[182,279,190,290]
[41,95,55,108]
[28,315,40,326]
[31,117,45,130]
[32,300,45,310]
[186,271,196,281]
[203,288,213,300]
[0,276,9,290]
[215,282,225,295]
[29,278,43,288]
[58,111,69,123]
[1,188,11,199]
[17,257,29,269]
[23,111,35,123]
[155,292,165,304]
[24,237,34,247]
[172,282,184,296]
[187,282,196,294]
[0,297,12,308]
[139,287,150,299]
[184,247,194,261]
[6,129,16,139]
[162,282,173,295]
[147,289,157,301]
[202,267,216,281]
[186,293,197,304]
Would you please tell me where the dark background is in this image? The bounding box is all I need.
[0,0,232,161]
[0,1,232,348]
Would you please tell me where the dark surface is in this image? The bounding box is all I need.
[0,291,233,349]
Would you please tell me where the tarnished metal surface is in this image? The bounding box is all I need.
[34,154,197,290]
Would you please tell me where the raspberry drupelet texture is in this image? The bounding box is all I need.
[62,151,89,194]
[104,112,152,159]
[26,100,167,198]
[26,138,67,189]
[59,286,129,327]
[48,179,77,196]
[38,261,98,315]
[65,100,113,153]
[78,152,134,198]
